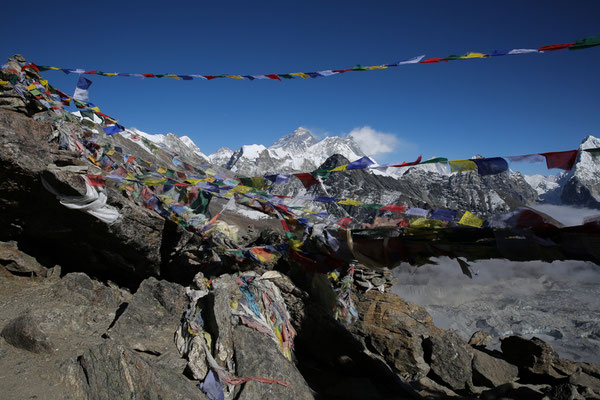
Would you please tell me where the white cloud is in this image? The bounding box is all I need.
[346,126,416,157]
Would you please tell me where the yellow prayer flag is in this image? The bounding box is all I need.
[290,72,309,79]
[106,148,115,156]
[410,218,443,228]
[186,179,202,185]
[365,65,388,70]
[331,164,348,172]
[226,75,244,79]
[0,80,9,85]
[142,178,167,185]
[164,74,180,80]
[289,239,303,251]
[338,198,362,206]
[39,80,49,89]
[448,159,477,173]
[49,67,60,70]
[26,84,37,91]
[91,106,101,112]
[460,52,489,59]
[232,185,252,194]
[458,211,484,227]
[157,166,167,174]
[104,73,118,77]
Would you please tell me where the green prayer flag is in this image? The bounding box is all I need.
[312,169,331,178]
[278,74,295,79]
[569,37,600,50]
[442,55,462,61]
[420,157,449,164]
[191,190,212,214]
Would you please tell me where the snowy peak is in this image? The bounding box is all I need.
[270,127,318,153]
[524,174,561,196]
[208,147,234,168]
[119,128,209,163]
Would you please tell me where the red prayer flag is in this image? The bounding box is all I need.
[265,74,282,81]
[293,173,320,188]
[142,73,156,78]
[541,150,579,170]
[84,70,98,75]
[86,174,105,186]
[126,155,136,163]
[204,75,218,80]
[391,155,422,167]
[381,204,407,213]
[336,217,353,229]
[420,58,446,63]
[538,43,575,52]
[332,69,352,73]
[176,171,187,180]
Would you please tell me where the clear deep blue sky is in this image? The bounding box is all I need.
[3,0,600,172]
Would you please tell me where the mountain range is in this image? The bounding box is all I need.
[115,125,600,219]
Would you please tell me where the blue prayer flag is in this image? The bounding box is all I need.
[347,156,375,170]
[430,208,458,222]
[473,157,508,176]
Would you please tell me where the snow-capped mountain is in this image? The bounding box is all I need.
[208,147,234,167]
[120,127,209,164]
[523,136,600,208]
[214,127,367,176]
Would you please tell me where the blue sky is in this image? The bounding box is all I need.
[3,1,600,173]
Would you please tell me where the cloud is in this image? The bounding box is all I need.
[346,126,416,157]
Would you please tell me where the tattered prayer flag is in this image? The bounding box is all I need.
[448,159,477,172]
[73,76,92,101]
[315,197,336,203]
[290,73,309,79]
[506,154,545,163]
[265,74,282,81]
[157,166,167,174]
[430,208,457,222]
[293,173,320,189]
[125,155,135,163]
[458,211,484,227]
[538,43,575,52]
[86,174,105,187]
[191,190,212,214]
[331,164,348,172]
[347,156,374,170]
[249,248,276,263]
[391,155,423,167]
[406,208,429,217]
[569,37,600,50]
[176,171,187,180]
[420,157,448,164]
[541,150,579,170]
[381,204,406,213]
[104,124,124,135]
[232,185,253,194]
[338,199,362,206]
[460,52,489,59]
[336,217,353,229]
[473,157,508,176]
[106,148,115,156]
[266,174,291,184]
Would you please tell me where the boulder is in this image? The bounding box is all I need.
[233,325,314,400]
[500,336,577,381]
[468,330,493,348]
[62,340,205,400]
[1,312,53,353]
[107,277,187,356]
[480,382,552,400]
[423,330,473,391]
[0,241,47,276]
[471,348,519,388]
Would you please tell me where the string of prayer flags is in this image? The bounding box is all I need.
[541,150,579,170]
[34,37,599,84]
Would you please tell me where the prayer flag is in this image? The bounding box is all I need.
[569,37,600,50]
[338,199,362,206]
[347,156,374,170]
[420,157,448,164]
[104,124,124,135]
[448,159,477,172]
[73,76,92,101]
[266,174,291,184]
[541,150,579,170]
[293,173,320,188]
[507,49,539,54]
[265,74,281,81]
[381,204,406,213]
[458,211,484,228]
[395,55,426,65]
[336,217,353,229]
[86,174,105,187]
[406,208,429,217]
[290,73,309,79]
[505,154,545,163]
[473,157,508,176]
[489,50,509,57]
[459,52,488,59]
[430,208,457,222]
[538,43,575,52]
[331,164,348,172]
[314,197,336,203]
[420,58,446,63]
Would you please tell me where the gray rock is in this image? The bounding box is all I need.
[469,330,493,348]
[480,382,551,400]
[233,325,314,400]
[108,277,187,356]
[569,369,600,394]
[0,312,53,353]
[62,340,205,399]
[547,383,586,400]
[0,240,47,276]
[471,348,518,388]
[423,330,473,391]
[500,336,577,380]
